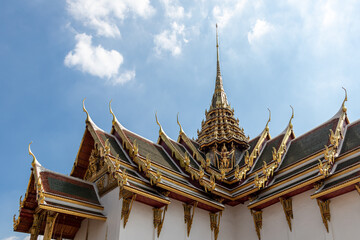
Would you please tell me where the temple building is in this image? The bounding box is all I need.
[13,26,360,240]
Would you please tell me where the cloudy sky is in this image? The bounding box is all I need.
[1,0,360,238]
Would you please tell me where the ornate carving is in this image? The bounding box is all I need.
[96,175,105,191]
[30,212,46,240]
[121,192,136,228]
[183,202,197,237]
[254,174,266,189]
[43,212,59,240]
[251,210,262,240]
[36,179,45,204]
[254,161,277,189]
[209,211,222,240]
[317,199,331,232]
[153,206,168,238]
[85,142,111,181]
[234,165,249,180]
[13,214,20,230]
[314,181,324,190]
[324,146,335,165]
[214,143,235,173]
[318,160,331,177]
[319,89,348,176]
[279,197,293,231]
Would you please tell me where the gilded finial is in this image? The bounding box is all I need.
[265,108,271,131]
[155,112,163,134]
[28,142,36,167]
[109,100,118,125]
[82,98,91,123]
[342,87,347,112]
[216,23,221,77]
[177,113,184,134]
[289,105,294,129]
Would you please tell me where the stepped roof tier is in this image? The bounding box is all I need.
[197,25,249,176]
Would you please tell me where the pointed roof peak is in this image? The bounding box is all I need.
[216,23,221,78]
[210,24,229,110]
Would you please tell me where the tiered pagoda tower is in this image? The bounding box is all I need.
[197,25,249,173]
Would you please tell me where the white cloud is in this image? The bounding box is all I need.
[64,33,134,85]
[247,19,274,45]
[66,0,155,38]
[160,0,185,19]
[213,0,247,28]
[1,236,41,240]
[154,22,187,56]
[2,237,18,240]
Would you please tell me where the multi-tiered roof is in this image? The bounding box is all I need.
[197,25,248,153]
[13,28,360,240]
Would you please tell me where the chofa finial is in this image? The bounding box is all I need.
[266,108,271,130]
[177,113,184,134]
[82,98,91,123]
[28,142,36,167]
[289,105,294,128]
[342,87,347,113]
[155,112,163,134]
[109,100,118,125]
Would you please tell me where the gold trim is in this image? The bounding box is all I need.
[43,193,104,210]
[311,177,360,199]
[248,175,323,209]
[277,151,325,174]
[39,204,107,221]
[123,185,170,205]
[157,183,224,210]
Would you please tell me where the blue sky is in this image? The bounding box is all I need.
[1,0,360,239]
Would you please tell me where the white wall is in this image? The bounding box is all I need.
[331,191,360,240]
[74,188,360,240]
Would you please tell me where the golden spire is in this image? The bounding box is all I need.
[210,24,229,110]
[197,25,248,151]
[216,24,221,79]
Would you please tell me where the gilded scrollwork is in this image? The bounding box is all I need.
[153,206,168,238]
[254,161,277,189]
[318,88,348,177]
[209,211,222,240]
[121,192,136,228]
[318,160,331,177]
[251,210,262,240]
[279,197,293,231]
[317,199,331,232]
[234,165,249,180]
